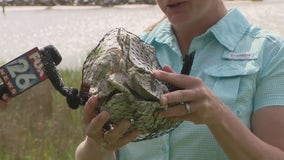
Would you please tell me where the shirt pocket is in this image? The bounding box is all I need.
[203,60,259,123]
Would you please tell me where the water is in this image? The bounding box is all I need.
[1,1,283,69]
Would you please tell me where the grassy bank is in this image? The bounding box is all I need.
[0,69,84,160]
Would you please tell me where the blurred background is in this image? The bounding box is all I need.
[0,0,282,159]
[0,0,156,6]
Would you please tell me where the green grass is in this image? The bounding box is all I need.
[0,69,85,160]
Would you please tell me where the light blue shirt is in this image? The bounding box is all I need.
[119,8,284,160]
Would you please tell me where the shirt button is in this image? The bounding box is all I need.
[235,109,241,116]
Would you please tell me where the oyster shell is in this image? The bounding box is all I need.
[81,28,181,141]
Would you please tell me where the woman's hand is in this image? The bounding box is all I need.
[76,95,140,160]
[153,65,226,125]
[84,95,140,151]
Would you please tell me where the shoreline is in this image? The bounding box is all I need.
[2,4,158,11]
[1,0,271,11]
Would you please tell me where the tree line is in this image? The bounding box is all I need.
[1,0,156,6]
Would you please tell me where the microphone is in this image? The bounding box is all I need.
[0,46,60,97]
[0,45,81,109]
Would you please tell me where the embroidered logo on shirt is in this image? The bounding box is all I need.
[223,52,256,60]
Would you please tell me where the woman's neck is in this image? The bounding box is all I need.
[173,3,228,56]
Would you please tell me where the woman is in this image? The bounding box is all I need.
[76,0,284,159]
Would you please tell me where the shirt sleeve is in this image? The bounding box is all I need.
[253,40,284,111]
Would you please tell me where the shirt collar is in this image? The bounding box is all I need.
[143,8,251,52]
[208,8,251,51]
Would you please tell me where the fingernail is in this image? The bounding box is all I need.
[90,95,97,102]
[87,96,95,104]
[160,96,167,105]
[101,111,110,118]
[152,70,161,76]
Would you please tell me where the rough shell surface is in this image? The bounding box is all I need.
[82,28,181,141]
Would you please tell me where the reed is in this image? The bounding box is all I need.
[0,69,85,160]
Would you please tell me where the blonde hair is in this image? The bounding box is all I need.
[144,16,167,32]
